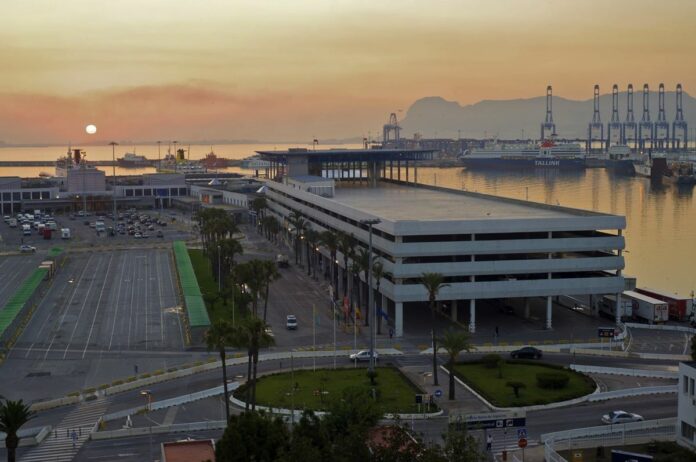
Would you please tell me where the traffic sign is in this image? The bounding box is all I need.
[518,438,528,449]
[435,389,443,398]
[598,327,615,338]
[460,411,526,430]
[517,428,527,439]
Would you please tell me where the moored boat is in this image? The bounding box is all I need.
[458,139,585,170]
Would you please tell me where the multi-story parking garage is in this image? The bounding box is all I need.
[257,148,626,337]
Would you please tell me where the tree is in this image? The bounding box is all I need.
[439,329,475,400]
[288,211,306,265]
[251,197,267,233]
[421,272,449,386]
[205,320,238,421]
[337,232,356,299]
[237,316,275,410]
[439,429,487,462]
[506,381,526,398]
[216,236,243,283]
[354,247,370,326]
[304,228,320,277]
[0,399,35,462]
[320,230,339,298]
[261,260,280,322]
[233,260,267,317]
[216,411,290,462]
[372,259,385,334]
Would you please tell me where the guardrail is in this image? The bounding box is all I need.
[542,417,677,457]
[570,364,678,379]
[91,420,227,441]
[587,385,677,402]
[625,322,696,334]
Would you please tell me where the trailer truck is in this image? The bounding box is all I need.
[623,290,669,324]
[600,295,633,320]
[635,287,693,321]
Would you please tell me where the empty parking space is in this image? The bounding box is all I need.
[12,248,185,361]
[0,254,43,310]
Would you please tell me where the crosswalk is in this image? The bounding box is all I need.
[21,396,110,462]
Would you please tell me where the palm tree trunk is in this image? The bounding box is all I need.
[376,285,382,334]
[263,282,270,322]
[251,349,259,411]
[449,358,455,400]
[360,278,368,326]
[245,351,252,410]
[306,241,311,276]
[431,300,439,386]
[6,435,17,462]
[221,348,230,421]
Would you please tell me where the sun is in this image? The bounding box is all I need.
[85,124,97,135]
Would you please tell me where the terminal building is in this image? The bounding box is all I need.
[257,148,626,337]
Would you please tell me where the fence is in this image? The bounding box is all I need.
[570,364,678,379]
[587,385,677,402]
[542,417,677,461]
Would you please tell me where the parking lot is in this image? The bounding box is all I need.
[0,254,44,309]
[11,248,185,361]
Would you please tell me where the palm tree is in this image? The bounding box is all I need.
[372,259,385,334]
[354,247,370,326]
[421,272,449,386]
[288,211,306,265]
[0,399,35,462]
[233,260,266,317]
[216,236,243,283]
[238,317,275,411]
[205,320,238,421]
[439,329,475,400]
[320,230,339,297]
[304,228,320,277]
[261,260,280,322]
[337,232,356,299]
[250,197,267,232]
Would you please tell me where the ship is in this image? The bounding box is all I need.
[633,153,668,181]
[199,149,228,169]
[605,145,637,174]
[55,148,96,177]
[666,161,696,185]
[117,152,152,168]
[458,139,585,170]
[157,149,207,174]
[240,155,272,170]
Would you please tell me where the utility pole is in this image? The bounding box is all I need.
[109,142,118,225]
[361,218,381,374]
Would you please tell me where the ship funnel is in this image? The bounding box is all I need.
[73,149,82,165]
[177,148,185,161]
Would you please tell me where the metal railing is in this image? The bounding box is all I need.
[587,385,677,401]
[570,364,678,379]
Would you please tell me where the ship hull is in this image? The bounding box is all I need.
[461,157,585,170]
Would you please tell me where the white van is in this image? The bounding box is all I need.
[22,224,31,236]
[61,228,71,239]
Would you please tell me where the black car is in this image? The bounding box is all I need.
[510,346,542,360]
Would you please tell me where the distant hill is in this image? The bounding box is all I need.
[400,91,696,140]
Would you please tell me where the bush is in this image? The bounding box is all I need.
[481,354,502,369]
[112,380,124,386]
[536,372,570,389]
[98,384,110,390]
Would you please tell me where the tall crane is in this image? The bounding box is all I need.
[587,85,604,152]
[672,83,688,151]
[540,85,556,140]
[383,113,401,145]
[654,83,669,149]
[622,84,637,148]
[607,84,622,148]
[638,84,653,151]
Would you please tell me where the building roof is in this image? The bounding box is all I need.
[256,148,435,163]
[161,439,215,462]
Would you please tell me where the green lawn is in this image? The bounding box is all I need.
[236,367,429,414]
[453,361,595,407]
[188,249,245,324]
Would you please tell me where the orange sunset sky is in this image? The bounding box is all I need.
[2,0,696,144]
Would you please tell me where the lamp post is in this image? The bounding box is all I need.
[157,141,161,170]
[109,142,118,225]
[361,218,381,374]
[217,244,221,293]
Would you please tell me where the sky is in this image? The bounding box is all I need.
[2,0,696,144]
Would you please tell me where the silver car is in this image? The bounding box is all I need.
[602,410,643,425]
[349,350,379,362]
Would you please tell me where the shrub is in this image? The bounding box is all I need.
[481,354,502,369]
[98,384,109,390]
[112,380,124,386]
[67,391,80,397]
[139,373,151,379]
[536,372,570,389]
[167,367,178,373]
[83,387,96,394]
[506,381,526,398]
[125,376,137,383]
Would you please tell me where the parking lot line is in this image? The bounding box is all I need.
[108,252,129,351]
[82,252,115,359]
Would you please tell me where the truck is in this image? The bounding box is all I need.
[22,224,31,236]
[623,290,669,324]
[600,294,633,320]
[635,287,693,321]
[61,228,71,239]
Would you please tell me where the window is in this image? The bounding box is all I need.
[22,192,30,200]
[144,189,152,196]
[41,191,50,199]
[32,191,40,200]
[135,189,142,197]
[13,192,20,200]
[690,378,694,396]
[682,421,695,440]
[126,189,134,197]
[179,187,187,196]
[685,376,690,394]
[2,192,9,201]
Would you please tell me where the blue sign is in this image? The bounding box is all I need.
[517,428,527,439]
[434,389,443,398]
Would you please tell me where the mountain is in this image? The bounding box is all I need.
[400,91,696,140]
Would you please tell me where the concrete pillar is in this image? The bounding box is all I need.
[451,300,458,322]
[524,298,531,319]
[546,296,552,329]
[395,302,403,337]
[469,299,476,333]
[615,229,624,326]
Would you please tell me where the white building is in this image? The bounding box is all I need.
[257,149,626,337]
[678,362,696,450]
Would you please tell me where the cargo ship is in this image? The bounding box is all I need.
[55,148,96,177]
[199,149,228,169]
[458,139,585,170]
[117,152,152,168]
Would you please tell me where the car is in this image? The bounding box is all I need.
[264,327,274,338]
[286,315,298,330]
[510,346,542,360]
[156,230,164,238]
[602,411,643,425]
[349,350,379,362]
[134,232,142,239]
[19,244,36,253]
[141,233,150,239]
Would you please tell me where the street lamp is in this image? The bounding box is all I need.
[139,389,152,411]
[109,142,118,226]
[217,244,221,293]
[361,218,381,375]
[156,141,161,170]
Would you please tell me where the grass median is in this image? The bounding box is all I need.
[453,360,595,407]
[188,248,245,324]
[235,366,431,414]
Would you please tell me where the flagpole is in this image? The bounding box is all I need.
[313,303,316,372]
